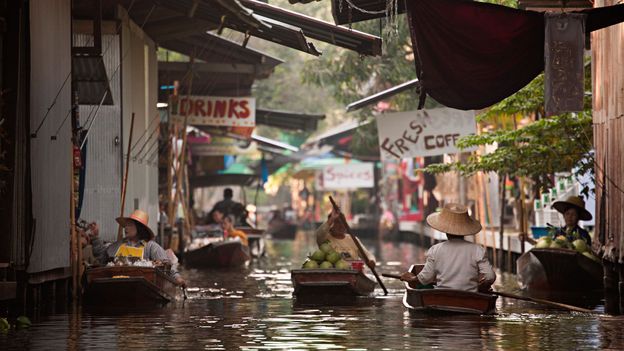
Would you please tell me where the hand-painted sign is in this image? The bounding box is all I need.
[375,108,476,161]
[170,96,255,127]
[320,163,374,190]
[189,137,258,156]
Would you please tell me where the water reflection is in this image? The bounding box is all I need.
[0,232,615,350]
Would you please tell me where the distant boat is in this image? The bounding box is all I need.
[517,248,603,292]
[237,226,266,258]
[400,264,497,315]
[267,220,297,240]
[291,268,376,304]
[184,240,251,268]
[83,266,181,307]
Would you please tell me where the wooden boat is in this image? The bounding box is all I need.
[83,266,180,307]
[268,221,297,240]
[184,240,251,268]
[401,265,498,315]
[516,248,603,292]
[291,269,376,300]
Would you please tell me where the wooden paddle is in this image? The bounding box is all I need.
[382,274,595,313]
[492,291,596,314]
[328,196,388,295]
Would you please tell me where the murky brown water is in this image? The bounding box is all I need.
[3,232,624,350]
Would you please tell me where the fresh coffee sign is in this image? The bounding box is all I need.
[375,108,477,160]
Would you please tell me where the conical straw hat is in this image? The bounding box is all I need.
[552,196,592,221]
[426,203,482,236]
[116,209,155,240]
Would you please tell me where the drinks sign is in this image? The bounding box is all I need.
[375,108,477,161]
[170,95,255,127]
[320,163,374,190]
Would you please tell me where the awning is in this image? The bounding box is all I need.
[256,108,324,131]
[239,0,382,56]
[190,174,258,188]
[108,0,321,56]
[346,79,420,112]
[304,119,370,147]
[252,134,299,153]
[72,55,114,105]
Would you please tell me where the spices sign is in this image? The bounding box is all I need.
[320,163,374,190]
[170,96,255,127]
[375,108,477,161]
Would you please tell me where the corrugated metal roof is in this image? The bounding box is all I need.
[190,174,258,188]
[240,0,382,56]
[256,108,324,131]
[72,55,114,105]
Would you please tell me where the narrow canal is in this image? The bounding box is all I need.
[3,232,623,350]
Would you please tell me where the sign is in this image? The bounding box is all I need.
[320,163,374,190]
[170,95,255,127]
[189,137,258,156]
[544,13,585,116]
[375,108,476,161]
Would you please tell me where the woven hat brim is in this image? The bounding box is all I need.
[426,212,482,236]
[551,201,592,221]
[116,217,155,240]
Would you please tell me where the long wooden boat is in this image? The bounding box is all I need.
[268,221,297,240]
[184,240,251,268]
[401,264,497,315]
[516,248,603,292]
[291,269,376,299]
[83,266,180,307]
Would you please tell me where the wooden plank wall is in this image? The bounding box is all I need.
[591,0,624,263]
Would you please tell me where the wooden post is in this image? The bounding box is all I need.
[519,177,527,254]
[498,174,507,269]
[166,124,177,227]
[483,172,497,268]
[69,145,78,301]
[117,112,136,241]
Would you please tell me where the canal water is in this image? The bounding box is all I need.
[3,232,623,350]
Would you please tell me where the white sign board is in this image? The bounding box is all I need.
[375,108,477,161]
[170,96,255,127]
[321,163,374,190]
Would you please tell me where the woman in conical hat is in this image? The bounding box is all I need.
[399,203,496,293]
[90,209,186,287]
[551,195,592,246]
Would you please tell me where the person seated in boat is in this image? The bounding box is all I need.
[399,203,496,293]
[91,209,186,287]
[222,215,249,246]
[211,188,244,217]
[520,195,592,246]
[77,221,99,266]
[316,208,376,268]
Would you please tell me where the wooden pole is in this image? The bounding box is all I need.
[329,196,388,295]
[498,174,506,269]
[166,124,177,226]
[70,145,78,300]
[483,173,497,268]
[117,112,136,241]
[519,177,527,254]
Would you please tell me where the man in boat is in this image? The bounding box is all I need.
[316,208,376,268]
[520,195,592,246]
[91,209,186,287]
[400,203,496,293]
[212,188,243,216]
[222,215,249,246]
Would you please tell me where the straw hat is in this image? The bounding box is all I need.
[426,203,482,236]
[552,196,592,221]
[116,210,155,240]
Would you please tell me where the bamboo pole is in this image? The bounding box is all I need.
[70,145,78,300]
[117,112,136,241]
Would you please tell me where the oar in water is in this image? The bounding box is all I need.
[492,291,596,314]
[328,196,388,295]
[382,274,595,314]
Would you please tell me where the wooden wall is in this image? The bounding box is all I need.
[591,0,624,262]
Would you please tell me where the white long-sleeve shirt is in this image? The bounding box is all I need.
[417,239,496,292]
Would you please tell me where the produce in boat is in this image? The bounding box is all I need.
[320,242,333,254]
[319,261,334,269]
[335,260,350,269]
[326,251,342,264]
[572,239,588,253]
[535,237,551,249]
[310,250,326,262]
[303,259,319,269]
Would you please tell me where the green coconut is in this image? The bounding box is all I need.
[310,250,325,262]
[320,242,333,254]
[319,261,334,269]
[572,239,588,253]
[535,238,551,249]
[326,251,342,264]
[582,251,601,263]
[16,316,31,328]
[335,260,350,270]
[303,260,319,269]
[0,318,9,331]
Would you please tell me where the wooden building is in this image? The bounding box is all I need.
[592,0,624,313]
